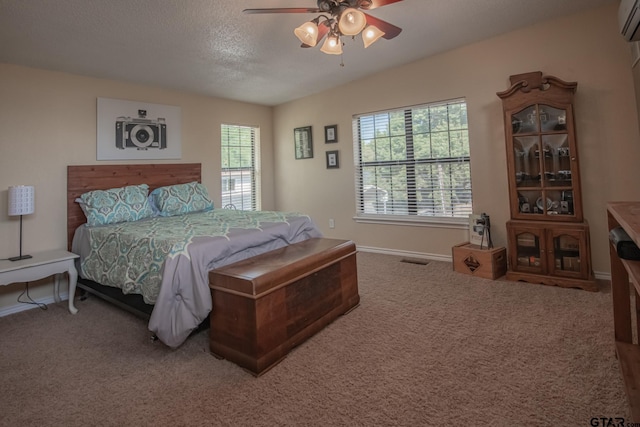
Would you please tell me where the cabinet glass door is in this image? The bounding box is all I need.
[541,134,571,187]
[541,132,574,218]
[513,136,541,188]
[514,231,543,273]
[512,105,543,217]
[551,232,584,277]
[511,104,577,219]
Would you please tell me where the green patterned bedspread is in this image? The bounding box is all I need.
[76,209,322,347]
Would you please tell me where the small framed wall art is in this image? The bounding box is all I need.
[294,126,313,159]
[326,150,339,169]
[324,124,338,143]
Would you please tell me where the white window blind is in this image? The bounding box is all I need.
[221,124,261,210]
[353,99,472,220]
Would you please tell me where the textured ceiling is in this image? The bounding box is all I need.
[0,0,615,106]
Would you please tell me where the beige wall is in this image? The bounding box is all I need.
[0,64,274,309]
[273,2,640,275]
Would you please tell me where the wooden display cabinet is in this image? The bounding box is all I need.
[498,72,596,291]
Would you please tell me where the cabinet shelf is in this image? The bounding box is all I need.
[554,251,580,259]
[615,342,640,421]
[515,130,569,137]
[516,183,573,187]
[621,257,640,295]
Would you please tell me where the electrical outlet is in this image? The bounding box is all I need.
[329,218,335,229]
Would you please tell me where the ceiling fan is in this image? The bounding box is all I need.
[243,0,403,55]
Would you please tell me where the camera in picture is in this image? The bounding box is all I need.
[115,109,167,150]
[471,212,493,249]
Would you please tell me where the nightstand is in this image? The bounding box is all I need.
[0,249,80,314]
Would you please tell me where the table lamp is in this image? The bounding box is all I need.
[8,185,34,261]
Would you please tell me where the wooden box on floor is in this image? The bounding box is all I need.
[452,242,507,280]
[208,238,360,376]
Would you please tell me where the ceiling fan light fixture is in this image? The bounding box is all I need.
[294,20,320,47]
[320,34,343,55]
[338,8,367,36]
[362,25,385,48]
[243,0,404,59]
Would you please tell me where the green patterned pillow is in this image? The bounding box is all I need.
[150,182,214,217]
[79,184,154,226]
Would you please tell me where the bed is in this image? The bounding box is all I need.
[67,163,323,348]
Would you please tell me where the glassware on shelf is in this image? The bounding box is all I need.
[513,136,540,187]
[512,106,539,134]
[540,105,568,132]
[542,134,570,185]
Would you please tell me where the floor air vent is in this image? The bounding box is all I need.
[400,258,429,265]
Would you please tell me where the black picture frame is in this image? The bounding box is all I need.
[294,126,313,159]
[326,150,339,169]
[324,124,338,143]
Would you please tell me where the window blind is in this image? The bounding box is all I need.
[221,124,261,211]
[353,99,472,219]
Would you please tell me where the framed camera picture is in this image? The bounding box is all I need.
[326,150,339,169]
[97,97,182,160]
[324,124,338,143]
[294,126,313,159]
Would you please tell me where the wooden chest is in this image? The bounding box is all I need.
[452,242,507,280]
[208,238,359,376]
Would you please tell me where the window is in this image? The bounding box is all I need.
[221,124,260,210]
[353,98,472,223]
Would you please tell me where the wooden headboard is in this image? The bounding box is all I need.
[67,163,202,251]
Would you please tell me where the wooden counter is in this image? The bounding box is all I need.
[607,202,640,420]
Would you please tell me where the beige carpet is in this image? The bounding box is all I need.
[0,252,629,426]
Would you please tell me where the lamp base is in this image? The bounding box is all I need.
[9,254,32,262]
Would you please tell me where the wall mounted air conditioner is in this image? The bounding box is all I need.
[620,0,640,41]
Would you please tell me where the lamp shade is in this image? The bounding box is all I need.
[320,34,343,55]
[8,185,34,216]
[338,8,367,36]
[362,25,385,48]
[294,21,319,47]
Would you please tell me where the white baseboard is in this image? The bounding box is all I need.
[0,292,69,317]
[356,245,612,282]
[356,245,452,263]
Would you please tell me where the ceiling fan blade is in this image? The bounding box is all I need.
[301,22,330,48]
[365,0,403,10]
[243,8,321,14]
[364,13,402,39]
